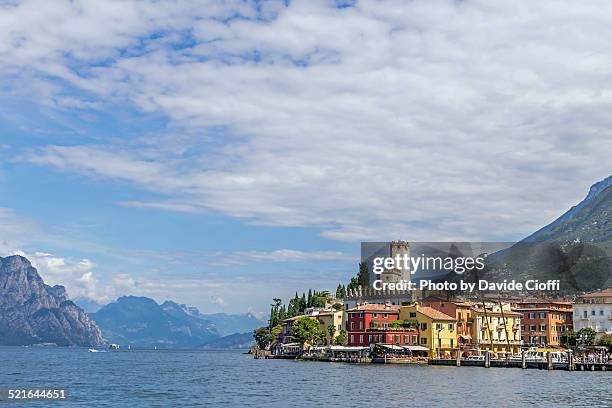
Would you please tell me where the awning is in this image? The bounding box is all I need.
[378,344,405,350]
[329,346,369,352]
[404,345,430,351]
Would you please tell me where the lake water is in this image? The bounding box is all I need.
[0,347,610,407]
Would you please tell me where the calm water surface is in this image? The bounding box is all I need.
[0,347,610,407]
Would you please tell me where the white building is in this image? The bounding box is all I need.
[573,288,612,335]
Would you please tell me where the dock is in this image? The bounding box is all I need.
[428,358,611,371]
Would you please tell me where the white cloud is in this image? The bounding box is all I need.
[5,1,612,243]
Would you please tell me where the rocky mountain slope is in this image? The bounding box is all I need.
[0,255,104,346]
[448,177,612,293]
[91,296,220,348]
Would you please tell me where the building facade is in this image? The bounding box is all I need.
[400,304,457,358]
[316,310,345,344]
[573,288,612,335]
[512,300,573,346]
[421,296,476,350]
[347,304,417,347]
[471,303,522,356]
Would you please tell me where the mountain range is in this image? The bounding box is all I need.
[0,255,104,346]
[0,255,263,348]
[89,297,263,348]
[444,175,612,292]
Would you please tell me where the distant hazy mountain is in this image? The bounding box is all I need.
[91,296,219,348]
[197,313,266,337]
[0,255,104,346]
[201,332,254,349]
[160,301,265,336]
[456,176,612,292]
[73,297,106,314]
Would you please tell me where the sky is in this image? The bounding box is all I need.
[1,0,611,314]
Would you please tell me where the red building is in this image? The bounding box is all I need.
[347,304,418,347]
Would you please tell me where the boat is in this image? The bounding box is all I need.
[510,347,568,362]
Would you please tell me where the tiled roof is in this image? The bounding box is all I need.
[348,303,400,312]
[582,288,612,298]
[417,306,455,321]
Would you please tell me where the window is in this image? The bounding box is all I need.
[373,313,378,318]
[591,310,596,316]
[530,325,536,331]
[360,312,365,318]
[421,323,428,331]
[359,321,363,330]
[521,325,525,331]
[368,335,373,343]
[421,337,427,345]
[436,323,443,331]
[584,311,588,318]
[359,335,364,343]
[448,323,454,331]
[350,322,355,330]
[409,312,417,318]
[600,310,605,316]
[350,335,354,344]
[404,335,409,343]
[383,313,388,318]
[450,339,454,348]
[529,313,535,319]
[379,334,383,342]
[394,335,400,343]
[540,325,546,331]
[412,335,417,343]
[539,312,546,319]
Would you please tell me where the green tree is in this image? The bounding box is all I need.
[269,298,282,327]
[597,333,612,350]
[334,330,348,346]
[561,330,577,347]
[307,289,313,308]
[278,304,287,322]
[347,276,359,291]
[253,327,272,349]
[270,324,282,340]
[358,262,370,287]
[327,324,336,345]
[291,317,324,346]
[336,284,343,299]
[299,293,307,312]
[577,327,597,345]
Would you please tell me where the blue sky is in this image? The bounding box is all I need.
[1,0,612,314]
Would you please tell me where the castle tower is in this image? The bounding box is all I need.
[377,240,411,286]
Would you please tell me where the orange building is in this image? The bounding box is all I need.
[512,300,573,347]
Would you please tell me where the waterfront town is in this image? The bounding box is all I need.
[254,286,612,370]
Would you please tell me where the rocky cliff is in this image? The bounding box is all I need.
[0,255,104,346]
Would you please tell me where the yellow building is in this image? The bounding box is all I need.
[400,305,457,358]
[316,310,345,345]
[471,303,522,357]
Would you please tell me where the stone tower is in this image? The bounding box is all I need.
[372,241,411,287]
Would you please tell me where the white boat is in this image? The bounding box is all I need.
[510,347,568,362]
